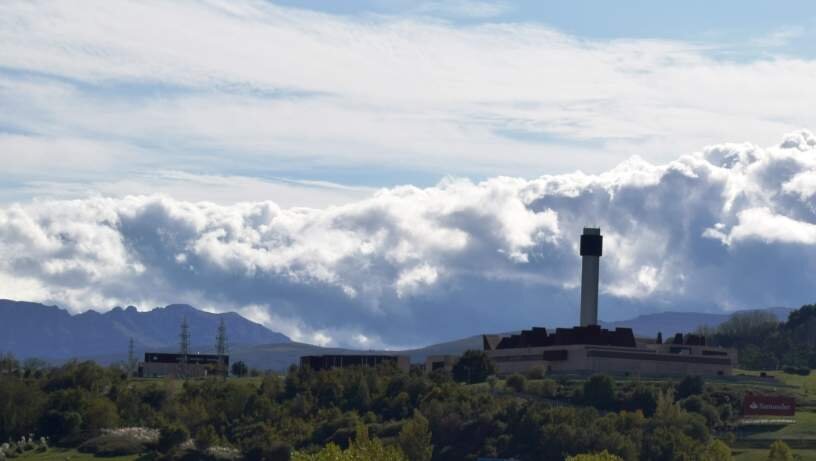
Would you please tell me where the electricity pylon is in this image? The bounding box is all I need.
[179,316,190,378]
[215,318,228,378]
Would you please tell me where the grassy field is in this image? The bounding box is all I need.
[15,448,138,460]
[726,369,816,459]
[738,411,816,440]
[733,448,816,460]
[733,369,816,404]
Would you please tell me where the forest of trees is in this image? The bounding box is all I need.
[0,355,753,461]
[697,304,816,371]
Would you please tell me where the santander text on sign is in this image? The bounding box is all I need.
[742,394,796,417]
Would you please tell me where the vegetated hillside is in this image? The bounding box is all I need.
[601,307,793,338]
[3,353,802,461]
[0,299,289,360]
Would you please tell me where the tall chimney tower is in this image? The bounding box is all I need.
[579,227,603,326]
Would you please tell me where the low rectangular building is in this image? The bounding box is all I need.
[424,354,459,373]
[138,352,228,378]
[300,354,410,372]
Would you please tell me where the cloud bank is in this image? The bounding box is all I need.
[1,132,815,348]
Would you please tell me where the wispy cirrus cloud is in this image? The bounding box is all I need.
[1,0,816,205]
[414,0,512,19]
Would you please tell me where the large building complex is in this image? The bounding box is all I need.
[484,228,736,377]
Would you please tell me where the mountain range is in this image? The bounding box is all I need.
[601,307,793,338]
[0,299,793,371]
[0,299,289,360]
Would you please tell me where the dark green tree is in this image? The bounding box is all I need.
[242,424,292,461]
[676,375,704,399]
[398,410,433,461]
[506,373,527,393]
[231,361,249,377]
[451,350,495,384]
[628,385,658,417]
[158,423,189,453]
[583,374,616,410]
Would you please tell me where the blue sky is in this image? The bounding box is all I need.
[276,0,816,58]
[1,0,815,206]
[1,1,816,347]
[280,1,814,38]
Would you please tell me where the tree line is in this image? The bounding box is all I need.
[0,354,758,461]
[696,304,816,371]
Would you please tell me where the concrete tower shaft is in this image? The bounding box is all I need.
[579,228,602,326]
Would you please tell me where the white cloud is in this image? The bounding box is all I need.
[725,208,816,245]
[750,26,805,48]
[1,132,815,347]
[415,1,511,19]
[395,263,439,298]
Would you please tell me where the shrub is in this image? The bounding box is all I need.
[526,379,558,398]
[506,374,526,393]
[526,366,546,380]
[207,446,242,460]
[195,425,219,450]
[767,440,793,461]
[676,376,704,399]
[39,410,82,441]
[486,376,499,391]
[398,411,432,461]
[583,374,616,410]
[293,423,405,461]
[158,423,190,453]
[782,366,810,376]
[628,385,657,417]
[451,350,496,384]
[240,424,291,461]
[84,397,119,433]
[243,442,291,461]
[681,396,721,428]
[566,450,623,461]
[705,440,733,461]
[231,361,249,378]
[542,378,559,396]
[79,433,147,456]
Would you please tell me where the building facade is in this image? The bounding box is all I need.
[300,354,410,373]
[424,355,459,373]
[484,325,735,377]
[138,352,229,378]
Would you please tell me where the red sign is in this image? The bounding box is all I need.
[742,394,796,416]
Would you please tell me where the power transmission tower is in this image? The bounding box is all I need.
[127,337,136,377]
[179,316,190,378]
[215,318,228,378]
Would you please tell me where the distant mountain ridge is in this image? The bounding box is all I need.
[0,299,290,360]
[0,299,793,371]
[185,306,796,370]
[600,307,793,338]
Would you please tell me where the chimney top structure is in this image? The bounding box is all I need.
[579,227,602,326]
